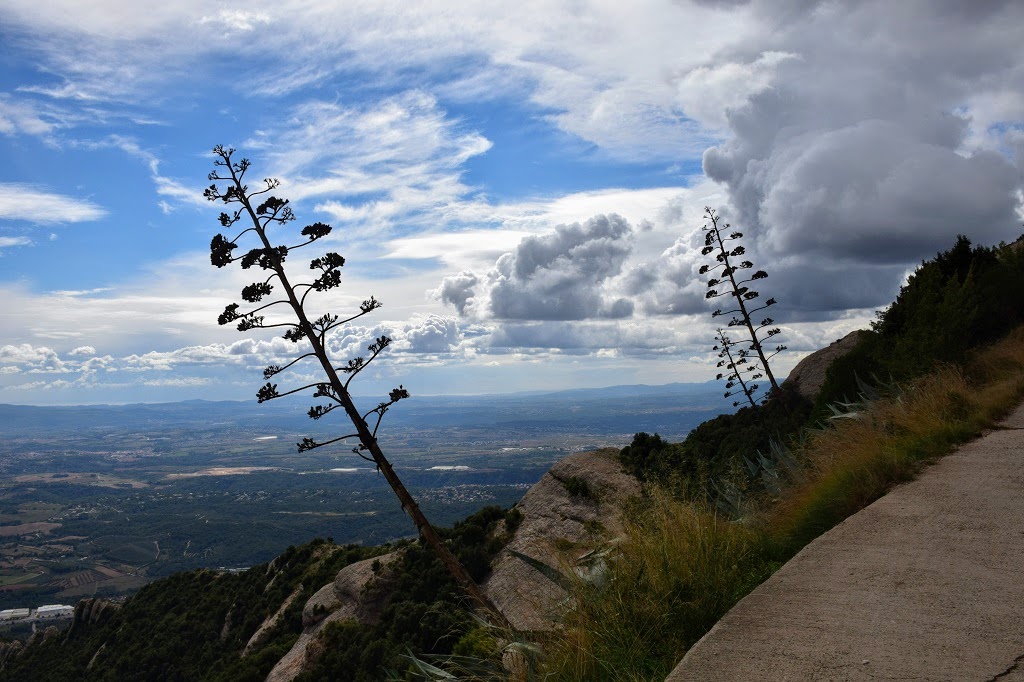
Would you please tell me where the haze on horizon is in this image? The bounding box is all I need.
[1,1,1022,406]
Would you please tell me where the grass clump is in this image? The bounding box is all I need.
[770,330,1024,555]
[541,493,774,682]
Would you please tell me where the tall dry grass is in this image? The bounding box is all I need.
[540,327,1024,681]
[540,494,773,682]
[769,328,1024,553]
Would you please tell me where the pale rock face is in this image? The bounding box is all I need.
[265,552,398,682]
[785,330,868,401]
[243,585,304,656]
[265,447,643,677]
[483,448,642,633]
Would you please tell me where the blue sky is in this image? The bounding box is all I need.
[1,1,1022,406]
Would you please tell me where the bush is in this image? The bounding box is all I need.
[620,386,811,501]
[562,476,596,500]
[815,235,1024,414]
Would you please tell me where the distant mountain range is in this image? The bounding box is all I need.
[0,381,726,438]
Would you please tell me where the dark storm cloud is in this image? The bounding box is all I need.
[436,214,636,321]
[483,320,701,356]
[697,0,1024,313]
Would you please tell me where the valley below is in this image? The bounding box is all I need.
[0,382,724,610]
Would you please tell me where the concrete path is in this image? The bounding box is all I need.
[667,403,1024,681]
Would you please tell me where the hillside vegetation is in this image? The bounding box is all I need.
[0,507,519,681]
[3,234,1024,681]
[539,234,1024,680]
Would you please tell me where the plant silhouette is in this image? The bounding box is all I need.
[205,145,506,625]
[701,207,785,404]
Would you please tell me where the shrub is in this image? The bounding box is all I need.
[562,476,596,500]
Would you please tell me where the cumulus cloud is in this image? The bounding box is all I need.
[68,345,96,356]
[398,315,463,354]
[0,343,68,373]
[78,355,115,373]
[3,0,1024,402]
[122,337,300,372]
[436,214,636,321]
[622,235,708,316]
[434,271,480,317]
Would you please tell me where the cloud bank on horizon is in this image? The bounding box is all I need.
[0,0,1021,404]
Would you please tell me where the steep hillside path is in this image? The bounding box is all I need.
[667,402,1024,681]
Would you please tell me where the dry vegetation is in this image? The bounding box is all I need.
[538,327,1024,681]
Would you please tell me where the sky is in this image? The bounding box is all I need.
[0,0,1022,406]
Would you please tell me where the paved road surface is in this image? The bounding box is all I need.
[667,403,1024,681]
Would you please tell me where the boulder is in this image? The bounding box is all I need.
[242,584,304,655]
[265,551,399,682]
[785,330,867,400]
[483,448,642,632]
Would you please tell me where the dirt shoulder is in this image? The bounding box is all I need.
[667,403,1024,681]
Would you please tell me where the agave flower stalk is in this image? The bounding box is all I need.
[700,207,786,400]
[205,145,507,627]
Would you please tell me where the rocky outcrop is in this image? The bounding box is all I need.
[74,598,118,627]
[64,598,118,641]
[0,640,24,670]
[483,447,642,632]
[264,447,643,676]
[785,330,867,400]
[304,552,396,628]
[265,551,399,682]
[242,585,304,655]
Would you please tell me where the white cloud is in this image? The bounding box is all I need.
[2,0,1023,405]
[481,319,705,356]
[378,186,694,277]
[0,343,68,373]
[0,1,750,156]
[68,345,96,356]
[396,315,464,355]
[0,93,58,136]
[692,1,1024,312]
[0,184,107,224]
[48,287,113,297]
[197,10,271,33]
[671,51,799,132]
[244,92,491,239]
[142,376,212,387]
[0,236,32,249]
